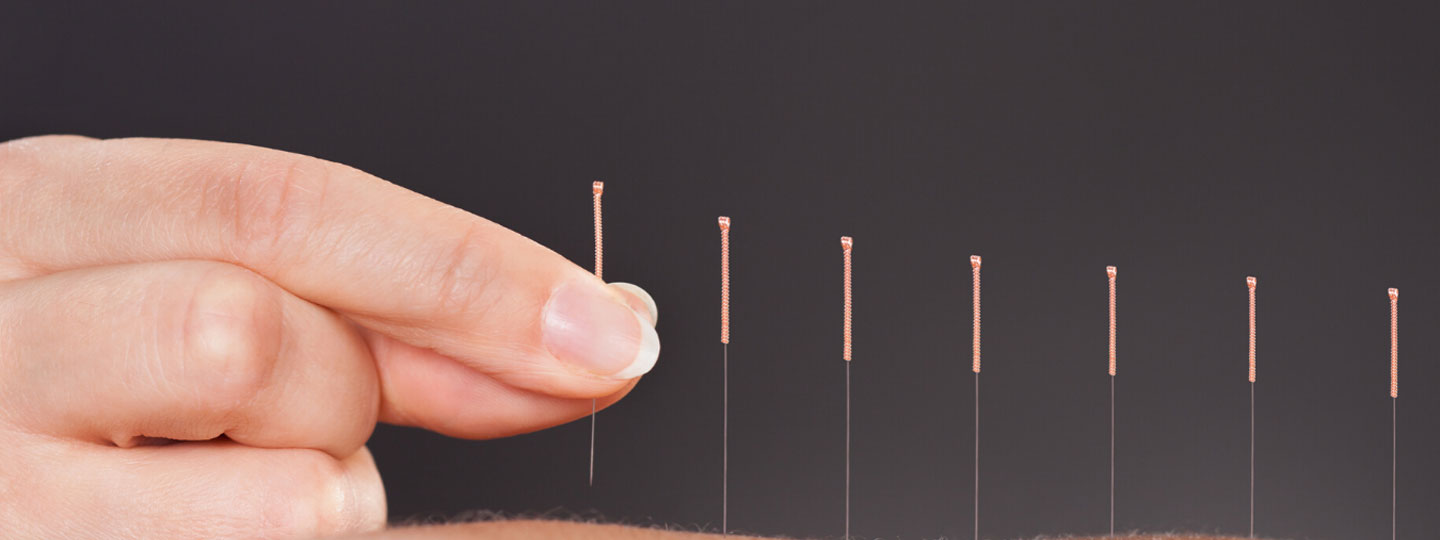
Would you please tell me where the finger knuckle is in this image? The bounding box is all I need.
[181,266,283,411]
[213,152,334,268]
[270,450,384,537]
[429,224,503,320]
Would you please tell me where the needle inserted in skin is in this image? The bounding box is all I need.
[1247,276,1257,538]
[841,236,853,540]
[1107,266,1117,536]
[1389,287,1398,540]
[971,255,981,540]
[589,181,603,486]
[719,217,731,535]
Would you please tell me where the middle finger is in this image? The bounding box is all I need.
[0,260,379,457]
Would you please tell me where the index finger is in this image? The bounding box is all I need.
[0,136,658,401]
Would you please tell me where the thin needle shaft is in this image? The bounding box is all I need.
[589,401,596,485]
[589,181,604,486]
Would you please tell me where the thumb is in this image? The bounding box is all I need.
[369,280,659,439]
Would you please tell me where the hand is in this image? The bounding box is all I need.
[0,136,660,539]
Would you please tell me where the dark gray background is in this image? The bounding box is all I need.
[2,2,1436,539]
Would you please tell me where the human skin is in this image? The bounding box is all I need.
[350,521,1252,540]
[0,136,660,539]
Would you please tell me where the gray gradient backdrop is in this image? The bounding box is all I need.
[3,2,1437,539]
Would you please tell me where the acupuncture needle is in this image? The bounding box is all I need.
[1389,287,1398,540]
[589,181,603,486]
[971,255,982,540]
[841,236,854,540]
[718,216,731,535]
[1107,266,1117,536]
[1247,276,1257,538]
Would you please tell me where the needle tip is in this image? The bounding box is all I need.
[1107,266,1117,278]
[970,255,982,268]
[1248,276,1257,289]
[1389,288,1399,300]
[592,181,604,195]
[718,216,730,230]
[841,236,853,250]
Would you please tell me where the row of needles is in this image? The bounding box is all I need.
[583,185,1405,540]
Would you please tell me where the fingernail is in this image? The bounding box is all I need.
[609,282,659,325]
[542,280,661,379]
